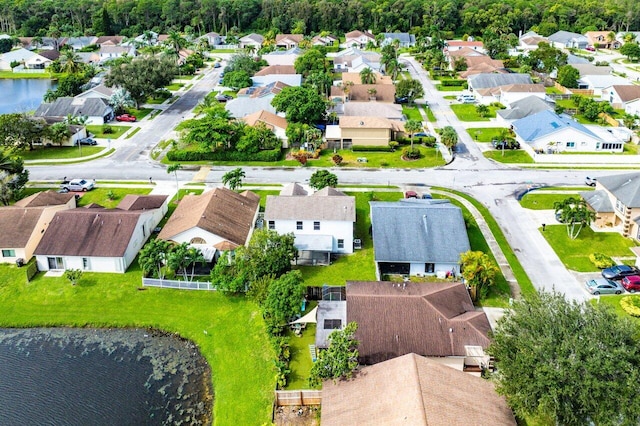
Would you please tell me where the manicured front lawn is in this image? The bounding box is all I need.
[436,84,465,91]
[519,193,581,210]
[402,106,423,121]
[166,82,185,91]
[541,225,638,272]
[423,105,436,122]
[0,263,275,425]
[86,124,131,139]
[450,104,498,121]
[466,127,508,142]
[125,107,154,120]
[483,150,534,163]
[20,146,104,160]
[309,147,446,168]
[76,187,152,208]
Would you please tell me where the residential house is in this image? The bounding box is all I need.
[342,102,404,120]
[0,48,51,70]
[467,73,533,93]
[332,47,382,73]
[225,81,289,118]
[34,195,168,273]
[264,184,356,262]
[98,45,136,63]
[65,36,97,51]
[130,32,159,47]
[577,74,631,96]
[200,32,222,47]
[262,47,303,66]
[275,34,304,49]
[380,32,416,48]
[157,188,260,259]
[38,50,61,63]
[76,51,101,64]
[239,33,264,50]
[311,34,338,47]
[74,84,116,101]
[40,117,87,146]
[445,47,488,71]
[445,40,486,54]
[585,31,620,49]
[616,32,640,44]
[252,64,301,87]
[370,199,470,278]
[321,353,516,426]
[18,36,63,51]
[496,95,554,123]
[331,80,396,103]
[344,30,376,48]
[241,110,289,148]
[316,281,492,364]
[35,97,114,125]
[459,56,506,78]
[602,85,640,115]
[325,116,404,149]
[0,191,76,264]
[571,63,612,77]
[581,173,640,239]
[475,83,546,106]
[548,31,589,49]
[517,31,549,53]
[512,110,622,153]
[92,36,125,47]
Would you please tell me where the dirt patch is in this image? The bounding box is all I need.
[274,405,320,426]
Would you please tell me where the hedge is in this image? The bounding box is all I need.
[351,145,393,152]
[440,79,467,87]
[589,253,616,269]
[167,148,282,162]
[620,296,640,317]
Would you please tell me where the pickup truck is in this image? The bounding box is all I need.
[60,178,94,192]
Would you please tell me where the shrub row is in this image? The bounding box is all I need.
[167,148,282,162]
[351,145,393,152]
[620,296,640,317]
[589,253,616,269]
[440,79,467,87]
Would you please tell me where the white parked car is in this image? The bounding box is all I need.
[60,179,95,192]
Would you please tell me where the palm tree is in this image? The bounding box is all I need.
[359,67,376,84]
[221,167,245,190]
[167,163,182,200]
[342,81,354,101]
[167,30,188,58]
[61,50,83,74]
[193,96,216,116]
[404,119,422,150]
[47,122,71,146]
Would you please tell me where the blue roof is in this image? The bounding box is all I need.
[512,110,599,142]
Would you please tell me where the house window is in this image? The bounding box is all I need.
[602,143,622,150]
[2,249,15,257]
[314,221,320,230]
[566,142,575,148]
[337,239,344,249]
[82,258,90,270]
[616,199,625,213]
[324,319,342,329]
[425,263,435,273]
[268,220,275,230]
[296,221,303,230]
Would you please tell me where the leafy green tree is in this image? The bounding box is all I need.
[309,322,359,387]
[236,122,280,152]
[553,197,596,240]
[556,65,580,88]
[222,167,245,190]
[395,79,424,105]
[0,38,12,54]
[222,70,252,90]
[0,113,47,151]
[304,71,333,97]
[224,53,267,76]
[64,269,83,286]
[138,238,172,279]
[525,42,567,73]
[166,30,188,58]
[271,86,326,124]
[490,291,640,426]
[285,122,311,147]
[109,88,136,114]
[0,151,28,205]
[46,122,71,147]
[105,56,178,107]
[475,104,490,118]
[309,170,338,190]
[439,126,458,152]
[459,250,499,302]
[294,47,328,76]
[620,43,640,61]
[262,270,305,331]
[178,105,236,151]
[404,119,422,150]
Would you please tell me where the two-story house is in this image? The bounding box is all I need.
[264,184,356,264]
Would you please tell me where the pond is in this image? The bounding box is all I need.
[0,78,54,115]
[0,328,212,425]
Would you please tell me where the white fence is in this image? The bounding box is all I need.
[12,67,47,74]
[142,277,216,291]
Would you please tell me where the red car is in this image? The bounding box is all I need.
[116,114,137,122]
[622,276,640,293]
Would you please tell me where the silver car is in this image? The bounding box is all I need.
[585,278,624,295]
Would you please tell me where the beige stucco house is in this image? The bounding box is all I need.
[325,116,405,149]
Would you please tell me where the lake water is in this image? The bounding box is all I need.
[0,328,213,425]
[0,78,54,115]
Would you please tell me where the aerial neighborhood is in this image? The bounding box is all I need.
[3,1,640,424]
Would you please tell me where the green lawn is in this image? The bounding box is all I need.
[483,150,534,163]
[126,127,141,139]
[541,225,638,272]
[423,106,436,122]
[125,107,154,120]
[145,97,169,105]
[307,147,446,169]
[76,187,152,208]
[86,125,131,139]
[251,190,280,211]
[0,71,54,79]
[0,263,274,425]
[436,84,465,91]
[545,87,564,94]
[519,193,581,210]
[450,104,498,121]
[285,312,318,390]
[20,146,104,160]
[402,106,423,121]
[466,127,508,142]
[166,83,185,91]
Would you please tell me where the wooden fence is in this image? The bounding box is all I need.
[274,390,322,406]
[142,277,216,291]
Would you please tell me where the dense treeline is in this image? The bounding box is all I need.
[0,0,638,39]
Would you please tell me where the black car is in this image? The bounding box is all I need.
[602,264,640,280]
[492,139,520,150]
[394,97,409,104]
[75,138,97,146]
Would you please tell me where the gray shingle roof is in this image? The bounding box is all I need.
[596,173,640,208]
[468,73,532,90]
[497,95,553,120]
[370,199,470,263]
[35,97,112,118]
[581,190,613,213]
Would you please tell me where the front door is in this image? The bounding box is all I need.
[47,257,63,270]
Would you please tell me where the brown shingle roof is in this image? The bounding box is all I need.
[157,188,259,246]
[447,47,486,58]
[612,85,640,102]
[321,353,516,426]
[34,209,143,257]
[346,281,491,364]
[0,207,46,247]
[241,110,288,130]
[275,34,304,43]
[14,190,74,208]
[254,65,296,76]
[117,195,168,211]
[264,191,355,221]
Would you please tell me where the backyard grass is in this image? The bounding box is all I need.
[402,105,423,121]
[250,190,280,211]
[466,127,508,142]
[86,125,131,139]
[76,187,152,208]
[541,225,638,272]
[519,193,581,210]
[285,316,318,390]
[450,104,498,121]
[20,146,104,160]
[0,263,275,425]
[483,150,534,163]
[545,86,564,94]
[423,105,436,122]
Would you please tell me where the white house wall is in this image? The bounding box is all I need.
[271,219,354,254]
[517,127,611,152]
[626,99,640,116]
[501,91,546,107]
[169,227,226,247]
[409,262,461,276]
[0,247,27,264]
